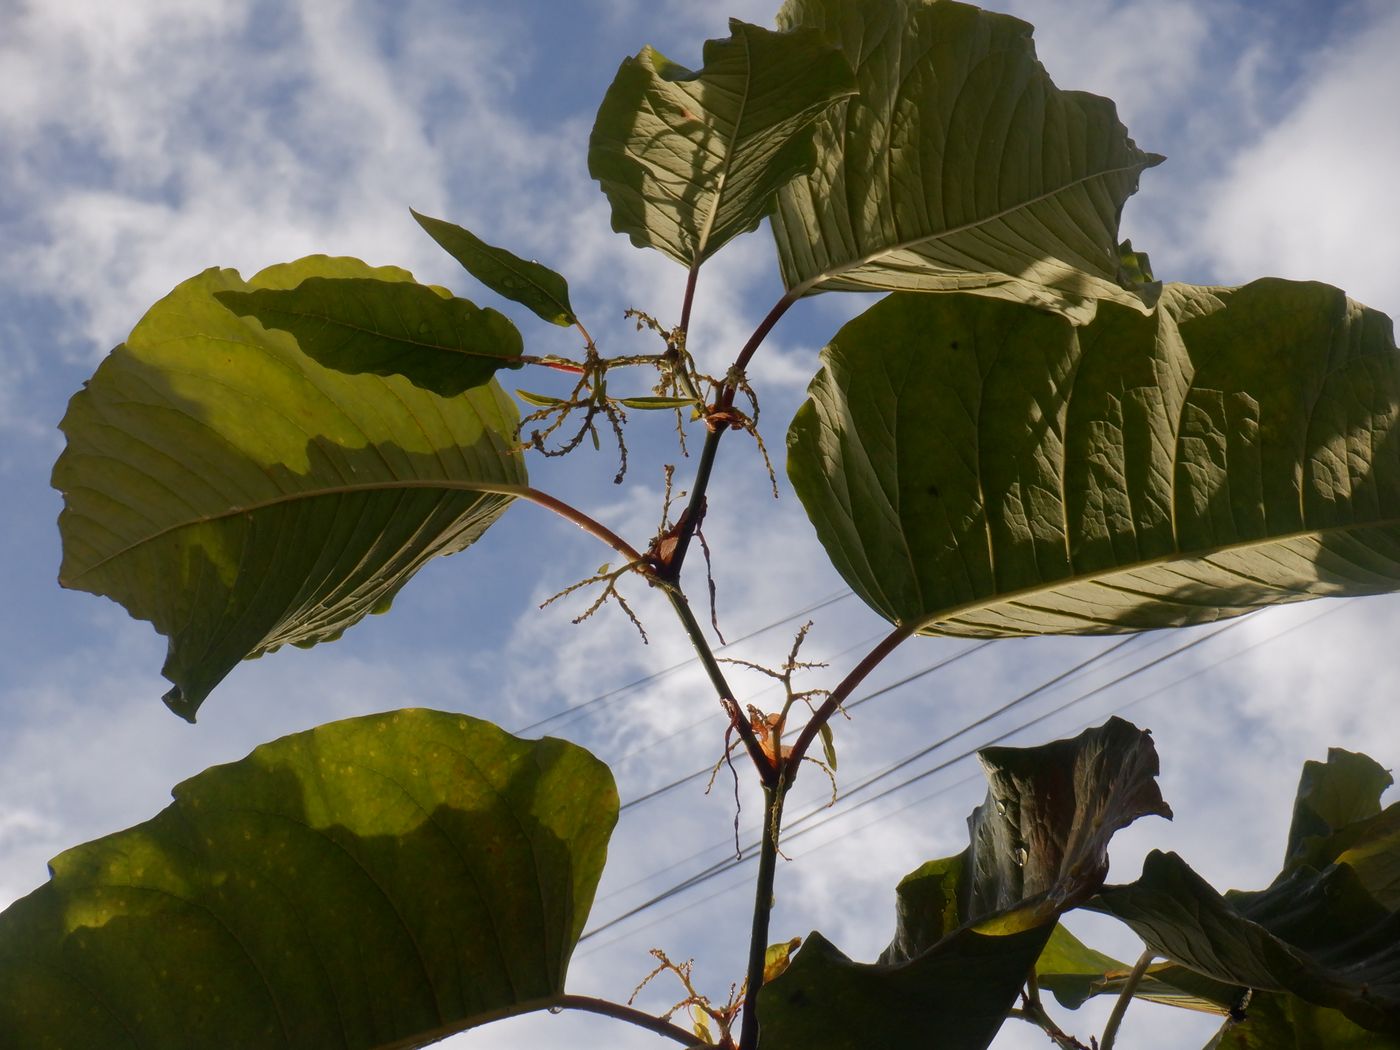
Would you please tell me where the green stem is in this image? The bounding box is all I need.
[1100,950,1154,1050]
[663,586,773,780]
[738,783,787,1050]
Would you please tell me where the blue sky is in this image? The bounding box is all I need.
[2,1,1399,1047]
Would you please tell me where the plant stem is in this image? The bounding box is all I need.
[513,485,646,563]
[657,428,721,583]
[558,995,706,1046]
[664,291,798,581]
[738,783,787,1050]
[398,992,703,1048]
[679,263,701,336]
[784,624,912,772]
[1100,950,1155,1050]
[1012,974,1093,1050]
[663,585,773,780]
[720,292,798,409]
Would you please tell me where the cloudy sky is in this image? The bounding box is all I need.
[2,0,1398,1047]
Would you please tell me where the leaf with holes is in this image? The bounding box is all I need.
[771,0,1161,321]
[787,280,1400,638]
[53,256,526,720]
[0,709,618,1050]
[589,18,855,268]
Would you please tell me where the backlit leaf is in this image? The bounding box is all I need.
[772,0,1162,322]
[0,709,618,1050]
[217,275,523,397]
[412,210,578,328]
[54,257,526,720]
[589,18,855,267]
[761,718,1168,1049]
[787,280,1400,637]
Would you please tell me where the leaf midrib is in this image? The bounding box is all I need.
[63,479,527,585]
[689,28,753,264]
[909,519,1400,633]
[790,160,1149,298]
[246,301,521,365]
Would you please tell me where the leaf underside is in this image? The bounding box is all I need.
[761,719,1168,1050]
[412,210,578,328]
[787,280,1400,638]
[772,0,1162,321]
[1092,748,1400,1037]
[53,256,526,720]
[589,17,856,267]
[217,275,525,398]
[0,710,619,1050]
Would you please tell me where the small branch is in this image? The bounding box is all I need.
[719,292,798,410]
[392,992,704,1049]
[783,624,913,774]
[1013,974,1094,1050]
[663,587,773,781]
[558,994,707,1047]
[513,485,646,564]
[679,263,701,337]
[658,429,722,583]
[662,292,798,582]
[1100,950,1155,1050]
[738,784,787,1050]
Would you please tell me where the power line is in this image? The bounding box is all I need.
[514,589,851,735]
[610,627,893,771]
[616,638,995,814]
[578,615,1249,942]
[579,601,1351,953]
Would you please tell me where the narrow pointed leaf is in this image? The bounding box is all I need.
[216,275,523,397]
[53,257,526,720]
[762,718,1168,1049]
[589,18,856,267]
[787,280,1400,638]
[772,0,1162,321]
[0,709,618,1050]
[412,209,577,327]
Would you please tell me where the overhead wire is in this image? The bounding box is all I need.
[579,600,1352,956]
[579,613,1257,943]
[616,638,996,814]
[513,589,852,735]
[598,632,1138,903]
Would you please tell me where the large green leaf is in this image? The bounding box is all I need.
[411,210,578,328]
[1284,753,1400,913]
[0,709,618,1050]
[589,18,856,268]
[1035,924,1241,1014]
[787,280,1400,637]
[1207,993,1400,1049]
[760,718,1168,1049]
[1095,851,1400,1034]
[217,275,524,398]
[771,0,1162,321]
[53,256,526,720]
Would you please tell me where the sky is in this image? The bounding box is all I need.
[1,0,1398,1048]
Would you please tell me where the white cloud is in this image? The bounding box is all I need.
[1199,2,1400,314]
